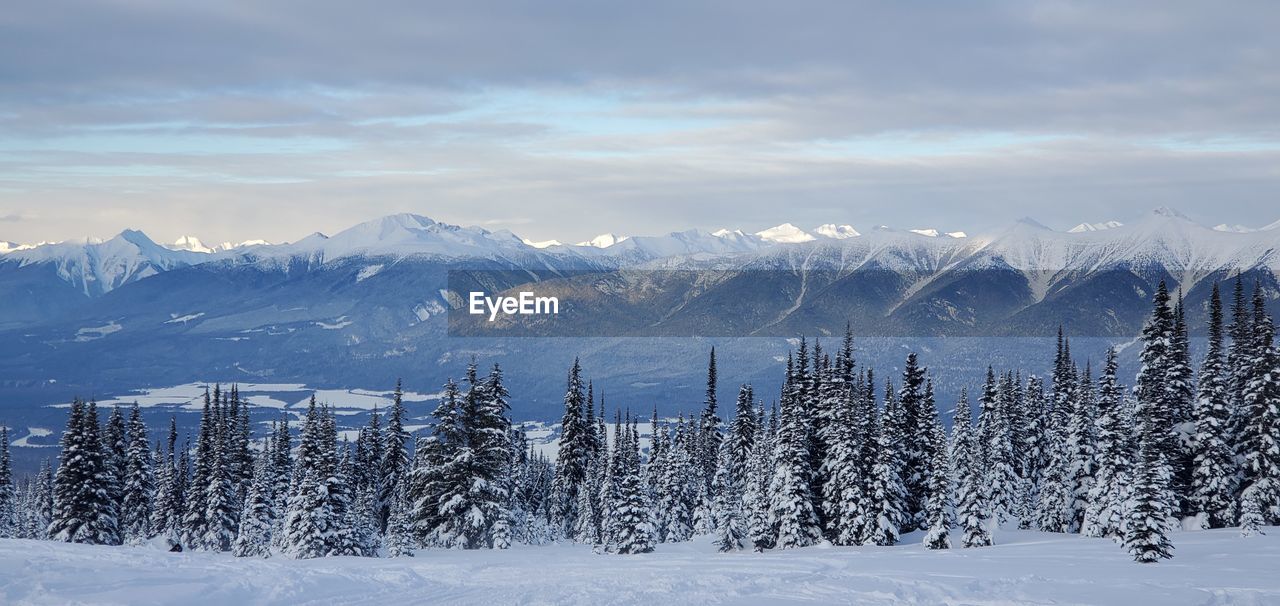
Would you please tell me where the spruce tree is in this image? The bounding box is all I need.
[1237,282,1280,524]
[953,390,991,547]
[1082,348,1130,539]
[377,379,411,532]
[742,405,775,552]
[1191,283,1237,528]
[768,354,823,549]
[1124,438,1174,563]
[862,391,906,546]
[233,452,275,558]
[0,427,14,538]
[553,358,590,539]
[922,421,952,550]
[121,403,154,543]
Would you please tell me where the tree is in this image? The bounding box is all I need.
[953,391,991,548]
[377,379,411,532]
[922,421,952,550]
[553,359,591,539]
[606,417,656,554]
[1082,348,1130,539]
[1124,439,1174,563]
[862,390,907,547]
[121,404,155,543]
[49,400,120,545]
[0,427,14,538]
[233,452,276,558]
[1190,283,1237,529]
[768,354,823,549]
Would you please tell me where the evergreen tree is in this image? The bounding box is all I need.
[1082,348,1130,539]
[121,404,154,543]
[1066,362,1098,531]
[699,348,722,491]
[377,379,411,532]
[553,358,591,539]
[977,367,1017,526]
[0,427,14,538]
[1190,283,1237,529]
[1239,484,1266,538]
[897,353,931,530]
[953,390,991,547]
[1237,282,1280,524]
[1134,281,1180,516]
[606,416,656,554]
[183,389,217,547]
[1124,439,1175,563]
[742,404,775,552]
[862,391,907,546]
[50,400,120,545]
[922,421,952,550]
[768,354,823,549]
[233,452,275,558]
[385,484,416,557]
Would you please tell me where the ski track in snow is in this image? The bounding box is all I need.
[1,529,1278,605]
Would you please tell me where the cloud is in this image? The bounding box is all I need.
[1,1,1278,243]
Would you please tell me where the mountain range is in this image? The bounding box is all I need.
[2,207,1280,428]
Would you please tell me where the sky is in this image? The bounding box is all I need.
[1,1,1278,246]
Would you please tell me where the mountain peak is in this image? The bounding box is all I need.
[1067,220,1124,233]
[577,233,628,248]
[1150,206,1191,220]
[755,223,815,243]
[814,224,860,239]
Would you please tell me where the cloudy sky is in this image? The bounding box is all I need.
[2,1,1278,245]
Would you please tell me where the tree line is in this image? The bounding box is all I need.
[0,277,1277,563]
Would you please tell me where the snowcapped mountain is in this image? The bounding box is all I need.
[754,223,816,243]
[1068,220,1124,233]
[1,229,207,296]
[577,233,628,248]
[169,236,272,253]
[814,224,860,239]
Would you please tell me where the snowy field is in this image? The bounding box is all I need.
[1,529,1277,605]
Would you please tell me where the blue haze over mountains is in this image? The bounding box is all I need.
[2,207,1279,472]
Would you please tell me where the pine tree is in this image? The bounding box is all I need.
[1134,281,1180,517]
[283,399,336,559]
[768,353,823,549]
[1082,348,1130,539]
[233,452,275,558]
[183,389,217,547]
[976,367,1017,527]
[1239,484,1266,538]
[742,404,775,552]
[121,404,154,543]
[1066,362,1098,532]
[862,392,907,547]
[897,353,931,530]
[711,441,746,552]
[553,358,591,539]
[953,390,991,547]
[923,421,952,550]
[699,348,723,491]
[0,427,14,538]
[377,379,411,532]
[1237,282,1280,524]
[102,406,128,517]
[1124,438,1174,563]
[385,484,416,557]
[50,400,120,545]
[1191,283,1237,529]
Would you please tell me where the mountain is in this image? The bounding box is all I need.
[755,223,815,243]
[577,233,628,248]
[1068,220,1124,233]
[814,224,860,239]
[4,207,1280,427]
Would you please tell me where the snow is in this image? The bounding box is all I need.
[1069,220,1125,233]
[10,427,54,448]
[165,312,205,325]
[813,224,860,239]
[909,228,940,237]
[522,239,564,249]
[755,223,816,243]
[47,382,435,413]
[75,321,122,342]
[577,233,628,248]
[314,316,353,330]
[355,264,384,282]
[1,529,1277,605]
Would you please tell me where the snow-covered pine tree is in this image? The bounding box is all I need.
[977,367,1017,527]
[283,399,335,559]
[202,430,240,552]
[1124,435,1175,563]
[823,365,865,546]
[861,385,907,547]
[183,389,217,547]
[923,420,952,550]
[102,406,128,518]
[233,451,275,558]
[1237,282,1280,524]
[700,348,723,492]
[1066,361,1098,532]
[711,439,746,552]
[768,352,823,550]
[897,352,931,531]
[1134,281,1180,518]
[743,403,775,552]
[377,379,411,532]
[656,415,695,543]
[608,417,656,554]
[121,403,154,543]
[1191,283,1238,529]
[1239,484,1266,538]
[726,384,758,492]
[553,358,591,540]
[0,427,14,538]
[953,389,992,547]
[385,484,416,557]
[1082,348,1130,539]
[50,400,120,545]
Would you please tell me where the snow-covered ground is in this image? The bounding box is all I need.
[1,528,1276,605]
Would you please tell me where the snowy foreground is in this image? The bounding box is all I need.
[2,529,1279,606]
